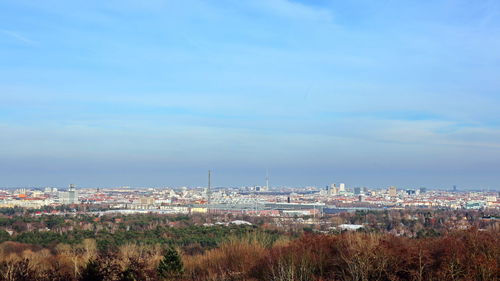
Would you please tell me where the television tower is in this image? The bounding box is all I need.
[265,169,269,191]
[207,170,211,205]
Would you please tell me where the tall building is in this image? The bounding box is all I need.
[354,187,361,195]
[388,186,397,197]
[68,184,77,204]
[59,184,78,204]
[330,184,338,195]
[339,183,346,192]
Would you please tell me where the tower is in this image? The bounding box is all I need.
[339,183,346,192]
[68,184,78,204]
[207,170,211,205]
[388,186,397,197]
[266,170,269,191]
[330,184,338,195]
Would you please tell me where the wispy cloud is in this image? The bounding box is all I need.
[247,0,333,22]
[0,0,499,187]
[1,29,37,45]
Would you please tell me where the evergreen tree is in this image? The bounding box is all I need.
[80,259,103,281]
[157,247,184,280]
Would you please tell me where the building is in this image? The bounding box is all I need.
[406,189,416,195]
[139,197,155,205]
[330,184,338,195]
[388,186,397,197]
[338,224,364,231]
[59,184,79,204]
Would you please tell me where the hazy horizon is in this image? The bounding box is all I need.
[1,0,500,188]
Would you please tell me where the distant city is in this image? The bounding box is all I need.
[2,173,498,214]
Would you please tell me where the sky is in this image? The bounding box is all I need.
[1,0,500,189]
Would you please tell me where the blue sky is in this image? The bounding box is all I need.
[1,0,499,189]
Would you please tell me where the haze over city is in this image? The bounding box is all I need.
[1,0,500,188]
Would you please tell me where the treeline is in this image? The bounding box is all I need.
[327,209,499,236]
[0,205,110,216]
[1,209,499,252]
[0,224,260,253]
[0,213,268,252]
[0,229,498,281]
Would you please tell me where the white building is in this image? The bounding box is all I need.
[59,184,79,204]
[339,183,346,192]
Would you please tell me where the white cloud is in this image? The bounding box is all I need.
[1,29,36,45]
[250,0,333,22]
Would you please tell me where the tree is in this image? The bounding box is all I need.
[0,259,37,281]
[119,256,154,281]
[157,247,183,280]
[0,229,10,243]
[79,255,121,281]
[79,259,102,281]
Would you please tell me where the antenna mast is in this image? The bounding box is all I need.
[266,169,269,191]
[207,170,211,205]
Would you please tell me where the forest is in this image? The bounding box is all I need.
[0,209,498,281]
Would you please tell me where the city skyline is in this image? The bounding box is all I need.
[0,176,497,192]
[1,0,500,188]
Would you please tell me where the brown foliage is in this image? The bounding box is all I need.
[250,230,499,281]
[0,230,497,281]
[183,237,266,281]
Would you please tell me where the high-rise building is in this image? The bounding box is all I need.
[68,184,77,204]
[406,189,416,195]
[330,184,338,195]
[388,186,397,197]
[339,183,346,192]
[59,184,78,204]
[354,187,361,195]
